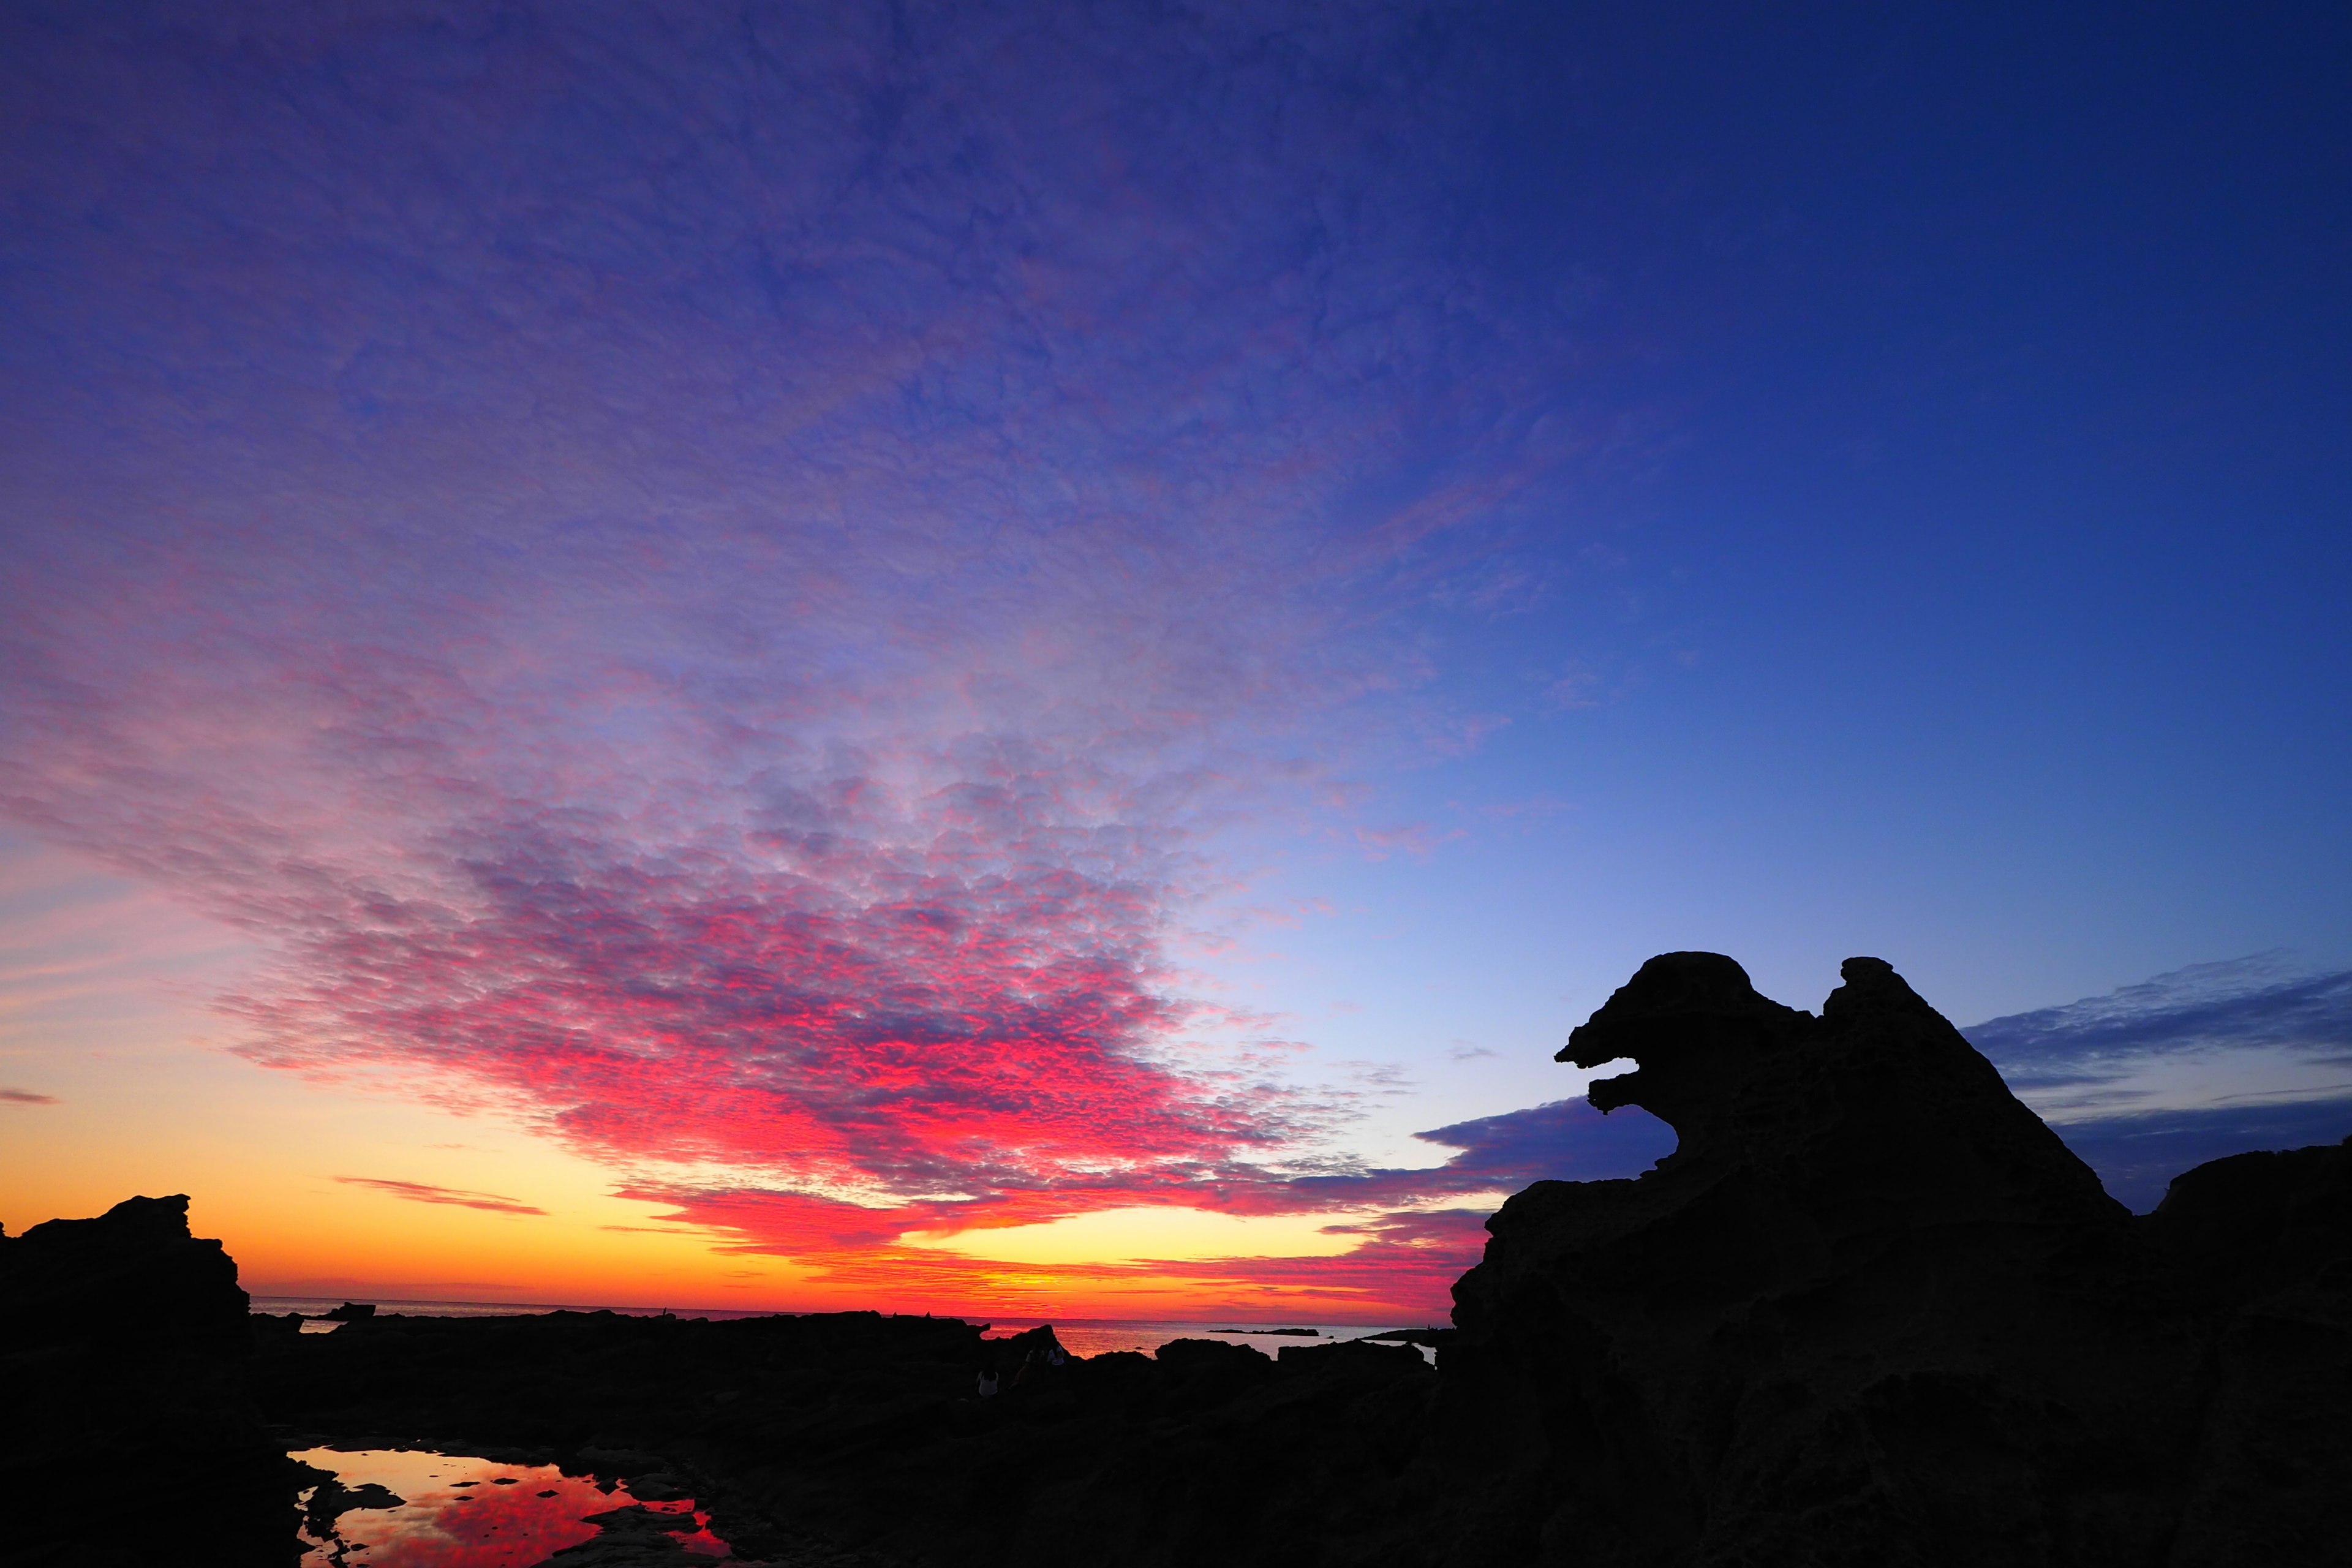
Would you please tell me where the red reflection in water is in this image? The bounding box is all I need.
[293,1449,744,1566]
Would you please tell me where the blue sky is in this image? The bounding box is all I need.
[1,1,2345,1310]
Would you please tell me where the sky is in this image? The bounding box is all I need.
[2,1,2347,1322]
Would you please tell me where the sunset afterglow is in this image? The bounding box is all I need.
[4,2,2347,1324]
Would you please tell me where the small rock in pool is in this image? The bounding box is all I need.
[304,1476,406,1529]
[537,1489,559,1498]
[491,1477,519,1485]
[630,1472,688,1501]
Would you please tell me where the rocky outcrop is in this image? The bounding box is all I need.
[1436,953,2352,1567]
[2139,1134,2352,1565]
[0,1194,300,1565]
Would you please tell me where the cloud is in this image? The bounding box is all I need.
[335,1177,549,1217]
[1968,954,2352,1210]
[1352,823,1468,862]
[2046,1098,2352,1215]
[1967,953,2352,1113]
[1969,953,2352,1088]
[1147,1209,1501,1312]
[1,1087,58,1104]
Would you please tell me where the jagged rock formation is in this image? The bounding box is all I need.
[0,1194,298,1565]
[1438,953,2352,1567]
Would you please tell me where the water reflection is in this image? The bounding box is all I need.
[292,1447,749,1566]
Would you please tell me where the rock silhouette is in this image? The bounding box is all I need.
[1438,953,2351,1565]
[0,1194,298,1565]
[11,955,2350,1566]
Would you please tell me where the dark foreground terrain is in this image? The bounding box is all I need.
[7,954,2349,1566]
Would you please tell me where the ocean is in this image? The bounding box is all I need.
[249,1297,1438,1360]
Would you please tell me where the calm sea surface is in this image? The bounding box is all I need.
[250,1297,1439,1359]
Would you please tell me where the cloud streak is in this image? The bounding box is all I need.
[336,1177,549,1217]
[1969,954,2352,1210]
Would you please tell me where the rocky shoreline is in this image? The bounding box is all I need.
[8,954,2348,1566]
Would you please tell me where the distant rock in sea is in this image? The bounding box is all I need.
[1351,1327,1453,1348]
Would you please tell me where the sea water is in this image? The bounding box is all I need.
[976,1317,1439,1361]
[252,1298,1438,1360]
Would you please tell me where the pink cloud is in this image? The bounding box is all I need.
[1352,823,1468,862]
[336,1177,548,1217]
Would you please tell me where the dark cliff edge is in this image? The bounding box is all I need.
[10,955,2348,1567]
[0,1194,300,1566]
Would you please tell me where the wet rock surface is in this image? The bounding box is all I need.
[15,954,2350,1566]
[538,1503,725,1565]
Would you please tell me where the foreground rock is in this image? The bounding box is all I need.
[1439,954,2352,1566]
[0,1194,300,1565]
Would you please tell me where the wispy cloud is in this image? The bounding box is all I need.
[1969,954,2352,1210]
[1969,953,2352,1115]
[1,1087,58,1105]
[2043,1098,2352,1215]
[335,1177,548,1218]
[1352,823,1468,862]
